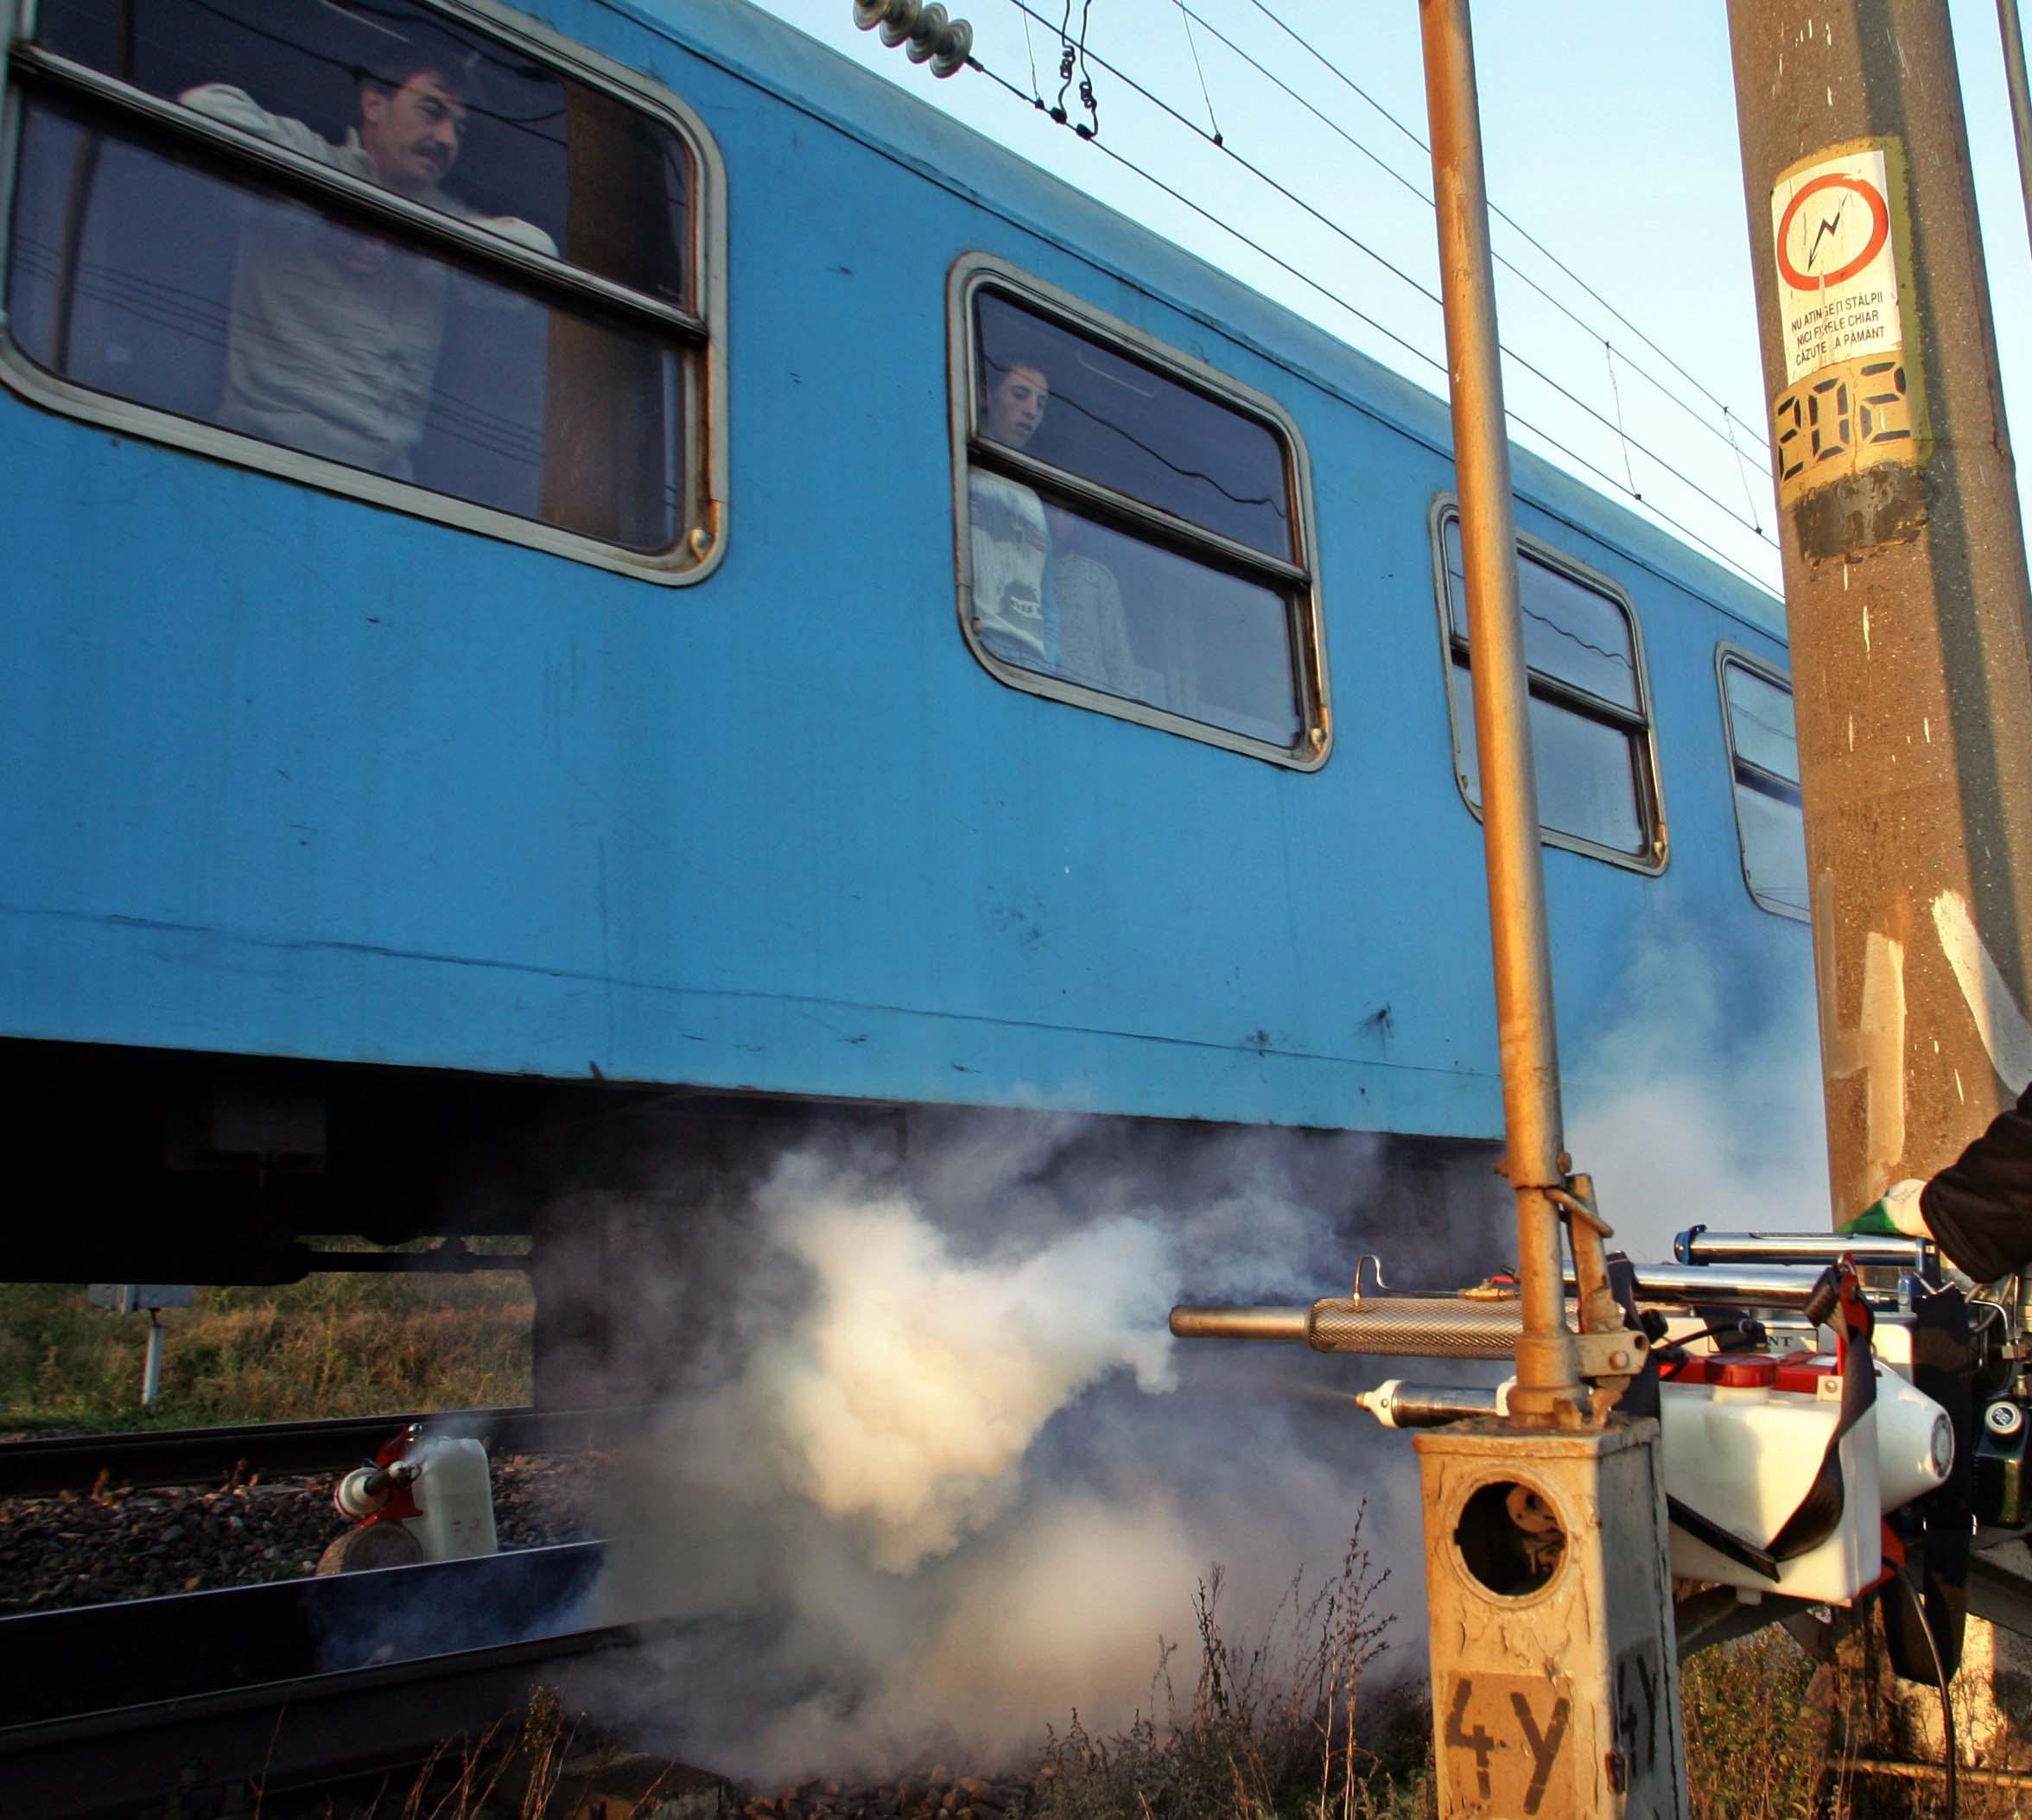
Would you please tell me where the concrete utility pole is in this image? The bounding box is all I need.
[1725,0,2032,1221]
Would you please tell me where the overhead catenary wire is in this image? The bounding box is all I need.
[1052,0,1099,135]
[1724,407,1768,533]
[987,4,1780,575]
[1238,0,1769,460]
[1178,0,1771,478]
[1605,340,1639,498]
[966,51,1775,593]
[997,0,1776,551]
[1174,0,1222,143]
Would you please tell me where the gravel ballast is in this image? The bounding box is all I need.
[0,1450,600,1613]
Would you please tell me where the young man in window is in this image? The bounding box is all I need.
[970,355,1055,669]
[970,353,1138,698]
[180,34,555,481]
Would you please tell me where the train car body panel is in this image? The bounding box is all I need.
[0,0,1804,1179]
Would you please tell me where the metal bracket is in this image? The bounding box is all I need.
[1548,1181,1615,1240]
[1573,1327,1649,1379]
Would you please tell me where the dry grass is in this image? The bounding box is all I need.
[1680,1627,1829,1820]
[1033,1507,1435,1820]
[1033,1574,1996,1820]
[246,1621,1978,1820]
[0,1247,531,1430]
[251,1686,714,1818]
[1679,1609,2032,1820]
[2,1268,1997,1817]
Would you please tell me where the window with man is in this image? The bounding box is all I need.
[958,276,1325,765]
[5,0,712,565]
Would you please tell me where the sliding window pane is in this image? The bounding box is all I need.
[8,101,686,549]
[974,289,1292,560]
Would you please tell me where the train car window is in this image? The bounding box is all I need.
[3,0,722,578]
[1433,506,1666,871]
[1718,650,1808,920]
[951,262,1329,768]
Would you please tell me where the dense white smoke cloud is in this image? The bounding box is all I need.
[581,1119,1482,1783]
[1567,922,1826,1259]
[564,928,1824,1781]
[759,1169,1176,1570]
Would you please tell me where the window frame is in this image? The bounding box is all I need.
[947,255,1331,770]
[1427,494,1667,874]
[1716,642,1809,923]
[0,0,727,583]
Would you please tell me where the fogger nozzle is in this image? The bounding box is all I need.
[1168,1305,1310,1342]
[1171,1297,1533,1360]
[1356,1378,1513,1428]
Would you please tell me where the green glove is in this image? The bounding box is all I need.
[1838,1177,1929,1239]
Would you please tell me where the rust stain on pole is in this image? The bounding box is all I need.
[1726,0,2032,1216]
[1419,0,1583,1425]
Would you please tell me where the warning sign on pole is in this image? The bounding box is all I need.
[1770,149,1902,384]
[1765,143,1919,505]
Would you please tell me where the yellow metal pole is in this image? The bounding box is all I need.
[2001,0,2032,263]
[1418,0,1584,1427]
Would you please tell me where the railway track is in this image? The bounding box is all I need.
[2,1540,607,1721]
[2,1611,689,1820]
[0,1412,683,1813]
[0,1541,662,1819]
[0,1405,648,1497]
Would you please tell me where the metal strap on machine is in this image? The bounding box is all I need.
[1768,1268,1878,1557]
[1665,1265,1879,1581]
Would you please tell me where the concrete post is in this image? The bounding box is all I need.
[1723,0,2032,1221]
[1418,1421,1687,1817]
[1725,0,2032,1747]
[141,1311,165,1407]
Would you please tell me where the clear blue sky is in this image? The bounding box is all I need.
[754,0,2032,599]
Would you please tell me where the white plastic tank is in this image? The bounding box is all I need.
[1659,1361,1876,1603]
[1876,1372,1958,1511]
[397,1436,498,1562]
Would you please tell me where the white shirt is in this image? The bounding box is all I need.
[177,85,556,479]
[968,470,1055,669]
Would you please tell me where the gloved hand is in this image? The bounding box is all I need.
[1838,1176,1930,1238]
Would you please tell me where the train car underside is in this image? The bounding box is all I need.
[3,1037,1514,1408]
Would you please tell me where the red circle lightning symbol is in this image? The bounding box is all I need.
[1775,173,1890,289]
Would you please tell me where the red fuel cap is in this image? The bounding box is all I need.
[1716,1355,1778,1389]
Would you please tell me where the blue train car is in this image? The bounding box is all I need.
[0,0,1807,1346]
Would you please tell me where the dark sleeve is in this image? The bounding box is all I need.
[1921,1080,2032,1282]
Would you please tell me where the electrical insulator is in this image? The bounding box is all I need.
[851,0,973,79]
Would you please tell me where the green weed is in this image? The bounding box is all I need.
[0,1246,531,1431]
[1680,1627,1830,1820]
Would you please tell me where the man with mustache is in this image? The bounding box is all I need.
[181,41,554,481]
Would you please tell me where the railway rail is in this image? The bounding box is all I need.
[2,1539,606,1721]
[1,1610,687,1820]
[0,1541,642,1818]
[0,1405,648,1497]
